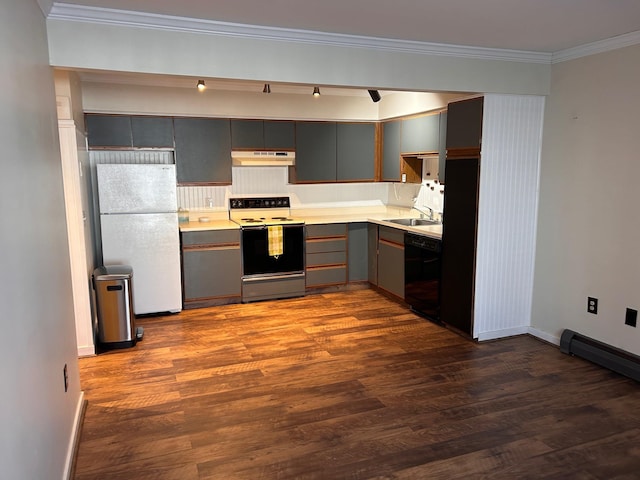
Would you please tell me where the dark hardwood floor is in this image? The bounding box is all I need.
[73,289,640,479]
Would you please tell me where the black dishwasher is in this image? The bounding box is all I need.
[405,233,442,321]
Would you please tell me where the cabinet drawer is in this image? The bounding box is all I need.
[379,226,404,246]
[306,266,347,287]
[306,251,347,267]
[182,229,240,247]
[306,238,347,254]
[306,223,347,238]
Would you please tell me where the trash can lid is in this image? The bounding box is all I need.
[94,265,133,280]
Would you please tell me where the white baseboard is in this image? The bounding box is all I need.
[527,326,561,346]
[77,345,95,357]
[63,391,85,480]
[476,325,529,342]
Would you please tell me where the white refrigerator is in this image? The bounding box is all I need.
[97,164,182,315]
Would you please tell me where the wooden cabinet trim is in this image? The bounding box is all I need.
[182,243,240,252]
[447,147,482,159]
[306,236,347,242]
[379,238,404,249]
[307,264,347,271]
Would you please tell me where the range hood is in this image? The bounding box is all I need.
[231,151,295,166]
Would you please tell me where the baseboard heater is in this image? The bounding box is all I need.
[560,329,640,382]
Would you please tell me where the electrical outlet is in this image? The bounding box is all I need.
[625,308,637,328]
[63,364,69,393]
[587,297,598,314]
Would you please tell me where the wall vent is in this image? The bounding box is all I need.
[560,329,640,382]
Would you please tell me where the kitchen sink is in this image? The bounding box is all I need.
[384,218,440,226]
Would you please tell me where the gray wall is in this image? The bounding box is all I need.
[0,1,82,478]
[46,15,550,96]
[532,44,640,355]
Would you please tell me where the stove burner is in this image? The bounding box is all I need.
[271,217,293,221]
[241,218,265,223]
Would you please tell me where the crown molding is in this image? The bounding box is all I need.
[48,2,552,64]
[552,30,640,63]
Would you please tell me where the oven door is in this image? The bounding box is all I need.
[241,224,305,277]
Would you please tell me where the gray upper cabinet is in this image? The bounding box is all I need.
[295,121,337,182]
[446,97,483,149]
[87,114,174,148]
[86,114,132,147]
[295,121,376,183]
[264,121,295,149]
[131,116,174,148]
[382,120,402,181]
[438,111,447,183]
[401,114,440,153]
[336,123,375,182]
[230,119,263,149]
[231,119,295,150]
[174,118,232,184]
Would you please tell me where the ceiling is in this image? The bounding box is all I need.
[51,0,640,53]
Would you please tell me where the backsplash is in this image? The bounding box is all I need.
[91,151,445,214]
[177,166,444,215]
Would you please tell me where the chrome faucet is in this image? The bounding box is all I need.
[412,205,434,220]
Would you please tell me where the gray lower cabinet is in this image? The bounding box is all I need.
[367,224,379,285]
[306,223,347,288]
[174,118,232,184]
[348,223,368,282]
[377,226,404,299]
[181,230,241,307]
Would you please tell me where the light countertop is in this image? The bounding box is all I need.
[179,206,442,239]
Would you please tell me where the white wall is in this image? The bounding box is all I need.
[81,82,461,121]
[532,44,640,355]
[56,70,96,357]
[0,1,83,479]
[475,94,545,341]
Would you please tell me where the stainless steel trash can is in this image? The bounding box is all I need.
[93,265,140,349]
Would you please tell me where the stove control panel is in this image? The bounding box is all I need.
[230,197,291,209]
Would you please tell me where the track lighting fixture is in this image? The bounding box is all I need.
[197,80,206,91]
[263,83,271,94]
[313,86,320,97]
[368,89,381,103]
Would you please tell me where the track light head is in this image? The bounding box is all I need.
[368,89,381,102]
[197,80,206,91]
[313,86,320,97]
[263,83,271,94]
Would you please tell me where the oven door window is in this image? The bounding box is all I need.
[242,226,304,276]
